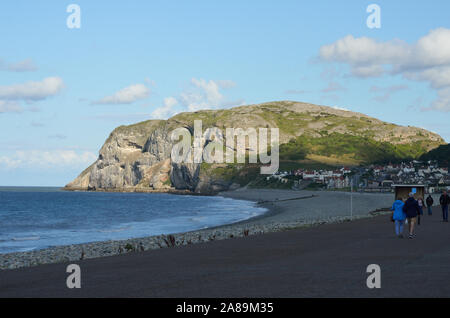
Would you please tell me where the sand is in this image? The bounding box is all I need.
[220,189,393,226]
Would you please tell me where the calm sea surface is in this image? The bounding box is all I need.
[0,187,266,254]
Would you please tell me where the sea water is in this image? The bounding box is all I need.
[0,187,266,254]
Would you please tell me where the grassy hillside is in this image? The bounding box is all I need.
[168,101,444,151]
[280,133,431,165]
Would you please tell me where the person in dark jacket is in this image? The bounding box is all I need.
[417,197,424,225]
[439,190,450,222]
[403,193,420,238]
[426,194,434,216]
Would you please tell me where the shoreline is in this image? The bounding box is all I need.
[0,189,393,270]
[62,186,211,196]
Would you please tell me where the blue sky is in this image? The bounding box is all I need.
[1,0,450,186]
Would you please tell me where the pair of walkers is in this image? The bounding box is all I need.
[391,193,421,239]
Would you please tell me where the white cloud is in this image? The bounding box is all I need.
[215,80,237,89]
[319,35,409,70]
[0,150,97,170]
[0,77,64,101]
[412,28,450,69]
[429,87,450,112]
[179,78,241,112]
[319,28,450,111]
[151,96,178,119]
[0,156,21,169]
[93,84,150,105]
[146,78,242,117]
[351,64,385,78]
[332,106,350,111]
[0,101,23,113]
[404,65,450,89]
[181,78,223,111]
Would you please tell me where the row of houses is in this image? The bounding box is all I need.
[268,167,353,189]
[366,161,450,189]
[268,160,450,190]
[295,168,352,189]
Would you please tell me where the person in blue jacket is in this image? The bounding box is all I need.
[403,192,420,239]
[391,198,406,238]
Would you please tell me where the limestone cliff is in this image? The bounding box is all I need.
[65,101,445,194]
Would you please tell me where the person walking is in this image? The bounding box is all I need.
[403,192,420,239]
[439,190,450,222]
[426,194,434,216]
[391,198,406,238]
[417,197,424,225]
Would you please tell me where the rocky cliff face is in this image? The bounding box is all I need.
[65,101,446,194]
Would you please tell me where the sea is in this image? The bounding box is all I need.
[0,187,266,254]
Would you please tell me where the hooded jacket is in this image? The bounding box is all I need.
[426,196,434,207]
[392,200,406,221]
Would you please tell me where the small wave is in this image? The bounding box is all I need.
[12,236,40,241]
[16,246,38,252]
[98,226,132,233]
[189,216,207,222]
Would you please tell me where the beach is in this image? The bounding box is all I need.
[0,189,393,270]
[1,205,449,297]
[220,189,393,225]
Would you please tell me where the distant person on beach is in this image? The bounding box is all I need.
[417,197,424,225]
[426,194,434,216]
[391,198,406,238]
[439,191,450,222]
[403,193,420,239]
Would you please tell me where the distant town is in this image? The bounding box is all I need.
[269,160,450,193]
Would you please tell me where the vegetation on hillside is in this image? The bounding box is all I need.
[420,144,450,166]
[280,133,430,165]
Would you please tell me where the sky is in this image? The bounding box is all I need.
[1,0,450,186]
